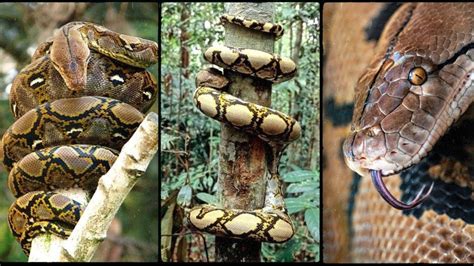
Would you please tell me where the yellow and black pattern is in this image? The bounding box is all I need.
[0,96,143,171]
[193,86,300,144]
[8,191,84,255]
[204,46,297,83]
[8,145,118,198]
[220,14,284,39]
[188,204,294,243]
[189,14,300,243]
[0,22,158,255]
[10,50,157,119]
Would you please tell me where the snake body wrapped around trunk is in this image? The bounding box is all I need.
[187,14,301,243]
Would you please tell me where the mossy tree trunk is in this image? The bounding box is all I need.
[215,2,276,262]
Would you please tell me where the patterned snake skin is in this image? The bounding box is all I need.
[1,22,158,255]
[323,3,474,263]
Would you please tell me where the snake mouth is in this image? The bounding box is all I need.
[370,169,433,210]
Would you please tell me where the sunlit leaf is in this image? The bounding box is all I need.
[286,181,319,193]
[196,192,217,204]
[177,184,193,207]
[285,197,309,214]
[305,207,320,242]
[282,170,318,183]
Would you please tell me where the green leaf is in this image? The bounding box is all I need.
[160,201,176,262]
[274,238,300,262]
[285,197,309,214]
[305,207,320,242]
[177,184,192,207]
[286,181,319,193]
[196,192,217,204]
[282,170,318,183]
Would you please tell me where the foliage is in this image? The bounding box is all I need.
[161,2,320,262]
[0,3,158,262]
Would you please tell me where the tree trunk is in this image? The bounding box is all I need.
[215,2,276,262]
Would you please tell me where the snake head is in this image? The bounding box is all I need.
[50,23,91,91]
[343,54,441,209]
[342,3,474,210]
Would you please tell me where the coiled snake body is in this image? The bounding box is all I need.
[323,3,473,262]
[187,14,301,243]
[0,22,158,255]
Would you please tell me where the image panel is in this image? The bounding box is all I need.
[160,2,320,262]
[322,2,474,263]
[0,2,159,262]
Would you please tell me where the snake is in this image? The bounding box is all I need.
[323,3,474,263]
[0,21,158,255]
[186,14,301,243]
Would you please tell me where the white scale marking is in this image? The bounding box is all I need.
[67,128,83,135]
[143,91,152,100]
[30,77,44,87]
[110,74,125,84]
[124,44,134,51]
[32,140,42,149]
[113,133,127,139]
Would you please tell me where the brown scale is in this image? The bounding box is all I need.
[220,14,284,39]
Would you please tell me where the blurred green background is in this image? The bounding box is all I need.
[0,3,158,262]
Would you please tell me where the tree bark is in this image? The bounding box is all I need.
[215,2,276,262]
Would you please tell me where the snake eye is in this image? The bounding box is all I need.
[408,67,427,85]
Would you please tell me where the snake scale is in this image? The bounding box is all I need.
[0,22,158,255]
[186,14,301,243]
[323,3,473,262]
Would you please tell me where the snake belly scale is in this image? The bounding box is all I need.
[0,22,158,255]
[188,14,301,243]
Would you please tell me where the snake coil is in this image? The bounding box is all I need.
[187,14,301,243]
[0,22,158,255]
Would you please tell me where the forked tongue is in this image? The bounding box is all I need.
[370,170,433,210]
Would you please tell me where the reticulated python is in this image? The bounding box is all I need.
[187,14,301,243]
[323,3,473,263]
[343,3,474,209]
[0,21,158,255]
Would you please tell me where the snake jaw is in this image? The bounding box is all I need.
[370,169,433,210]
